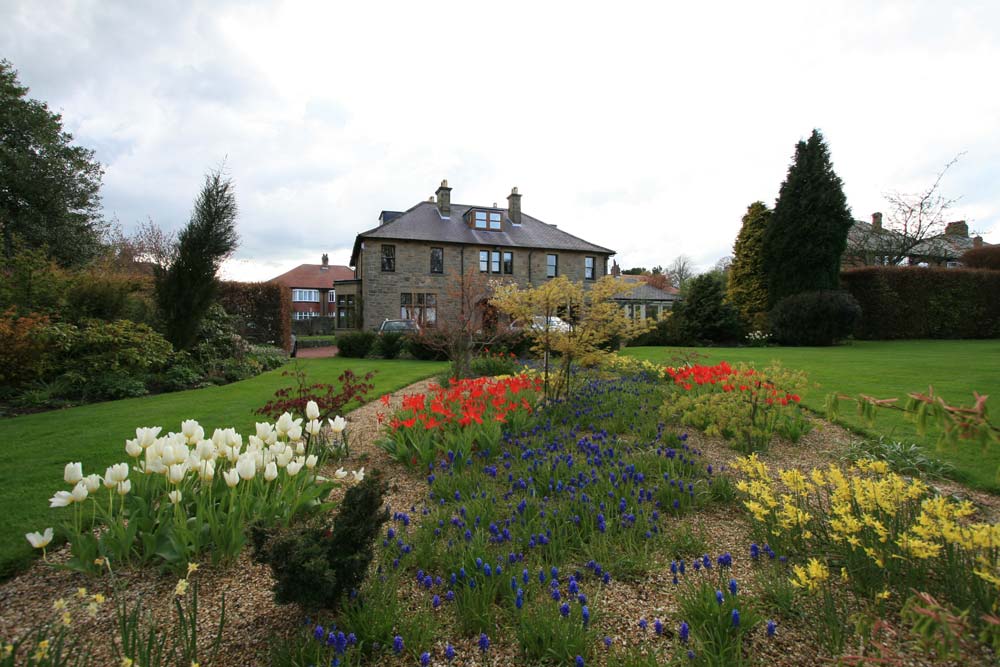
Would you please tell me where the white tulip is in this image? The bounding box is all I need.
[329,416,347,435]
[334,467,348,480]
[236,455,256,480]
[198,460,215,482]
[71,481,89,503]
[64,462,83,485]
[135,427,162,448]
[275,412,295,437]
[211,428,228,448]
[117,480,131,495]
[306,419,321,436]
[287,423,303,442]
[255,422,274,441]
[168,490,182,504]
[180,419,204,444]
[295,442,305,455]
[107,463,129,483]
[49,491,74,508]
[195,440,216,461]
[264,461,278,482]
[83,474,102,494]
[276,448,294,468]
[168,464,187,484]
[103,470,117,489]
[305,454,318,469]
[225,428,242,448]
[286,460,303,476]
[223,468,240,488]
[125,439,143,458]
[306,400,320,420]
[226,442,241,463]
[353,467,365,482]
[26,527,54,549]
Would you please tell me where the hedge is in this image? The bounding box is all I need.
[841,266,1000,339]
[217,281,292,351]
[292,316,337,336]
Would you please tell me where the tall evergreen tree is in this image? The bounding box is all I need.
[156,168,239,350]
[763,129,853,306]
[0,60,106,267]
[727,201,771,325]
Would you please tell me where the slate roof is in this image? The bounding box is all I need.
[270,263,354,289]
[847,220,990,262]
[350,201,615,266]
[613,282,681,302]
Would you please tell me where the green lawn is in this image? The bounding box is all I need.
[623,340,1000,493]
[0,357,446,578]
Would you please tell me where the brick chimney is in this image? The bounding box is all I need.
[871,212,882,230]
[321,253,329,270]
[974,235,984,248]
[945,221,969,237]
[507,186,522,224]
[611,259,621,277]
[435,179,452,217]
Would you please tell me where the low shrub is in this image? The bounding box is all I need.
[769,289,860,346]
[0,309,60,393]
[337,331,377,358]
[470,349,521,377]
[405,331,450,361]
[254,474,388,609]
[374,332,405,359]
[843,437,955,480]
[295,336,336,349]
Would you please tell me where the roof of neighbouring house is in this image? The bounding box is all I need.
[270,263,354,289]
[613,282,681,302]
[350,201,615,266]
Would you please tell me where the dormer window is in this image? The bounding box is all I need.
[472,210,503,231]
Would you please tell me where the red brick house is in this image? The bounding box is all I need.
[270,255,354,321]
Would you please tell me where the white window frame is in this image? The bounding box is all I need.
[292,289,319,302]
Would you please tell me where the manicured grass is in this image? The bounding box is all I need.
[623,340,1000,493]
[0,357,446,578]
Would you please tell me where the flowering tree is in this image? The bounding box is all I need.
[491,276,651,399]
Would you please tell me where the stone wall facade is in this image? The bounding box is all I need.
[355,239,611,330]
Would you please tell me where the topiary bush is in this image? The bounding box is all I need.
[253,475,389,610]
[336,331,377,358]
[769,289,861,346]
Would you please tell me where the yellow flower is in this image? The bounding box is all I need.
[33,639,50,660]
[93,593,106,604]
[3,644,13,658]
[175,579,189,596]
[61,611,72,626]
[87,602,99,618]
[76,587,88,599]
[876,589,891,601]
[53,598,67,611]
[187,562,199,576]
[840,567,849,583]
[121,658,134,667]
[791,558,829,594]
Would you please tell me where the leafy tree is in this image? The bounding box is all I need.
[155,167,239,350]
[672,272,742,344]
[728,201,771,326]
[763,129,853,306]
[0,60,105,267]
[621,267,647,275]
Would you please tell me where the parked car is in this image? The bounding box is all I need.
[378,319,421,335]
[511,315,572,333]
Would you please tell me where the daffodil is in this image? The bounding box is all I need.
[175,579,189,596]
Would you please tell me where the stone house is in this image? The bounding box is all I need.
[336,181,616,330]
[844,213,989,268]
[270,254,354,321]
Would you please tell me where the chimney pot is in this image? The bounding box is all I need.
[872,212,882,230]
[945,220,969,237]
[435,179,452,216]
[974,235,984,248]
[321,253,329,267]
[507,186,522,225]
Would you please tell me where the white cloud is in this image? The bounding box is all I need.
[3,0,998,277]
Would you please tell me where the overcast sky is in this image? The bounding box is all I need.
[3,0,998,279]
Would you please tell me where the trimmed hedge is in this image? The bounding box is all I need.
[291,316,337,336]
[961,246,1000,271]
[336,331,376,358]
[217,281,292,351]
[841,267,1000,339]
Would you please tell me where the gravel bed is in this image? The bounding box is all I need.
[1,384,996,666]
